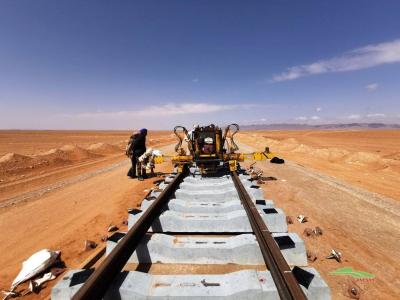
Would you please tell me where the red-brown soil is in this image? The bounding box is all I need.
[1,129,399,299]
[238,130,400,200]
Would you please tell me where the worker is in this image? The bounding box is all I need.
[185,124,199,152]
[138,148,162,178]
[126,128,147,180]
[187,124,199,142]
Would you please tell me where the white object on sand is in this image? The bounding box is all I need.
[29,272,57,292]
[10,249,60,291]
[297,215,308,223]
[152,149,162,157]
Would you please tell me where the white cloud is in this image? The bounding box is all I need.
[311,116,320,120]
[366,113,385,118]
[62,103,260,119]
[347,114,361,120]
[272,39,400,81]
[295,116,308,121]
[316,107,322,112]
[365,83,379,92]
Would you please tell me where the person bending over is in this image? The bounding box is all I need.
[126,128,147,180]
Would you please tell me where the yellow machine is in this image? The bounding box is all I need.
[164,123,273,174]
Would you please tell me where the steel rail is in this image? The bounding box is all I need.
[231,171,307,300]
[72,169,187,300]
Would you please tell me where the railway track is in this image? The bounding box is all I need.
[52,166,330,299]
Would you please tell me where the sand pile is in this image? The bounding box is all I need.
[0,153,32,164]
[39,145,97,163]
[312,148,350,162]
[272,138,299,152]
[259,137,297,152]
[0,153,34,172]
[345,152,383,165]
[86,143,121,154]
[291,144,313,153]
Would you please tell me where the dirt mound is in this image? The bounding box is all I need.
[40,145,97,163]
[283,138,298,144]
[345,152,383,165]
[312,148,350,162]
[86,143,121,154]
[291,144,313,153]
[0,153,32,165]
[274,138,299,151]
[0,153,35,175]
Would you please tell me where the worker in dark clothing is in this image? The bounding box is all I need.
[126,128,147,180]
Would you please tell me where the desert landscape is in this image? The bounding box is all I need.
[2,2,399,299]
[0,129,399,299]
[238,130,400,200]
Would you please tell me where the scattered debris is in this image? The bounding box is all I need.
[247,162,264,180]
[29,272,56,293]
[84,240,97,251]
[107,225,118,232]
[303,227,323,237]
[286,216,294,224]
[257,179,265,184]
[314,226,323,236]
[303,228,314,237]
[306,250,318,262]
[270,157,285,164]
[122,219,128,226]
[101,235,108,242]
[347,281,362,299]
[1,290,19,300]
[326,249,342,262]
[10,249,60,291]
[297,215,308,223]
[1,291,20,300]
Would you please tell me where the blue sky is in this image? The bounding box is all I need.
[0,1,400,130]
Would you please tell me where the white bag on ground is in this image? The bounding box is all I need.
[10,249,60,291]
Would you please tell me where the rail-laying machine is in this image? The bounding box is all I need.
[162,123,273,174]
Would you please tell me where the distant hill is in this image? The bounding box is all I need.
[239,123,400,130]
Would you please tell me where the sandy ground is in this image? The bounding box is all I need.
[0,130,175,202]
[0,131,174,299]
[238,141,400,300]
[1,129,399,299]
[238,130,400,200]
